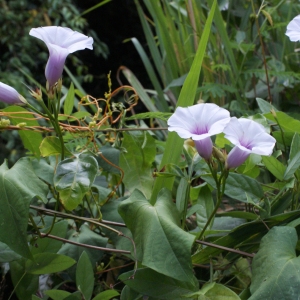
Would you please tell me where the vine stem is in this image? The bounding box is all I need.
[195,240,255,258]
[38,233,131,254]
[196,165,228,241]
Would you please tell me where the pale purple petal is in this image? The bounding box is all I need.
[194,138,213,160]
[168,103,230,159]
[0,82,24,105]
[286,15,300,42]
[226,146,251,169]
[224,117,276,169]
[45,44,69,87]
[29,26,93,87]
[168,103,230,140]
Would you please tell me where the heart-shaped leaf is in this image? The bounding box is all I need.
[0,158,48,259]
[249,226,300,299]
[26,253,76,274]
[54,152,98,210]
[118,188,195,282]
[119,268,198,299]
[119,132,155,199]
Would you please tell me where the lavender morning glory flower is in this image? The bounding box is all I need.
[286,15,300,42]
[223,117,276,169]
[168,103,230,159]
[29,26,93,87]
[0,82,26,105]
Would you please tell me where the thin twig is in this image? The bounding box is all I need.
[39,233,131,254]
[195,239,255,258]
[1,125,168,133]
[30,205,126,232]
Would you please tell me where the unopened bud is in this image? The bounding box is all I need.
[29,87,42,101]
[0,118,10,127]
[16,122,27,127]
[18,95,28,104]
[212,146,226,163]
[57,78,63,93]
[89,121,96,128]
[184,139,195,148]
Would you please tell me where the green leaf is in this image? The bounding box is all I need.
[289,133,300,162]
[54,152,98,210]
[176,177,189,214]
[31,221,68,255]
[118,189,195,282]
[100,199,133,253]
[0,158,48,259]
[64,82,75,116]
[92,290,120,300]
[264,111,300,134]
[262,156,286,181]
[192,210,300,264]
[96,145,120,174]
[195,184,214,231]
[187,282,241,299]
[4,106,43,158]
[284,152,300,180]
[119,268,198,299]
[202,173,263,203]
[26,253,76,274]
[40,136,72,157]
[10,259,39,300]
[249,227,300,299]
[44,290,71,300]
[119,133,155,199]
[125,111,172,121]
[256,98,278,114]
[120,286,142,300]
[31,157,55,185]
[58,224,108,277]
[0,241,21,263]
[150,0,218,204]
[64,291,82,300]
[71,111,91,120]
[76,251,94,300]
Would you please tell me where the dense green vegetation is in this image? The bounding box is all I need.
[1,0,300,299]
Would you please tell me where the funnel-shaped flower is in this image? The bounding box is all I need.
[0,82,26,105]
[168,103,230,159]
[224,117,276,169]
[286,15,300,42]
[29,26,93,87]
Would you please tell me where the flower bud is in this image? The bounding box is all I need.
[0,82,27,105]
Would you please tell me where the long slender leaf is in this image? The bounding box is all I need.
[150,0,217,204]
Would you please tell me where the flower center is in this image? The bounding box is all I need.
[192,125,208,135]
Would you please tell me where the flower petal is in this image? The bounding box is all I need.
[168,103,230,140]
[194,137,213,160]
[286,15,300,42]
[226,146,251,169]
[29,26,93,86]
[0,82,24,105]
[45,44,69,87]
[29,27,93,52]
[224,117,275,168]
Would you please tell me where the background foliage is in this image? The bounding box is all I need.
[2,0,300,299]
